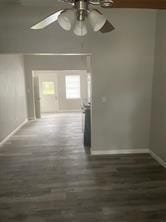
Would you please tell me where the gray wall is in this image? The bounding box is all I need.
[89,9,156,151]
[0,7,157,152]
[150,10,166,161]
[0,54,27,142]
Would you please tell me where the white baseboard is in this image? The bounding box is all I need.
[0,119,28,147]
[150,150,166,168]
[91,149,149,155]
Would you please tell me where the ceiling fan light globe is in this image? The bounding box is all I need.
[73,20,87,36]
[88,10,106,32]
[58,9,76,31]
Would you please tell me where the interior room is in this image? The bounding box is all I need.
[0,0,166,221]
[32,70,90,116]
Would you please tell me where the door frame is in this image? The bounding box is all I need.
[32,70,60,117]
[33,75,41,119]
[28,53,93,149]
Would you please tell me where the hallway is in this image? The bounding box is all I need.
[0,113,166,222]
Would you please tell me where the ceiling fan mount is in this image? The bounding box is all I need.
[31,0,115,36]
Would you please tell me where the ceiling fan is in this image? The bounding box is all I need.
[31,0,115,36]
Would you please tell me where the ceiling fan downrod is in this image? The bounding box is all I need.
[75,0,88,21]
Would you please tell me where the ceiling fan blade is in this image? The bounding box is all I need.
[31,10,63,30]
[100,20,115,33]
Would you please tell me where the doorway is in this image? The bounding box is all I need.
[28,54,93,150]
[33,71,59,117]
[32,70,91,118]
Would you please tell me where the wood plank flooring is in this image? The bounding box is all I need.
[0,113,166,222]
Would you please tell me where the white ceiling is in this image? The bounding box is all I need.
[0,0,67,6]
[0,0,19,4]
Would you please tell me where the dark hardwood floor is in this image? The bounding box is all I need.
[0,113,166,222]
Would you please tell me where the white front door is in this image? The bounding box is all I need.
[40,79,59,113]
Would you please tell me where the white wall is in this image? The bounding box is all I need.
[0,54,27,142]
[35,70,89,112]
[150,10,166,161]
[0,7,157,152]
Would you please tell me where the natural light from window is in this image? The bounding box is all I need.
[42,81,55,95]
[65,75,80,99]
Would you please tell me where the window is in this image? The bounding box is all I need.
[65,75,80,99]
[42,81,55,95]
